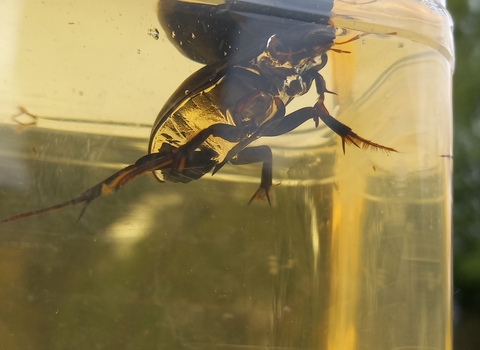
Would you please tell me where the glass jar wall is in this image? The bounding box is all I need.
[0,1,453,349]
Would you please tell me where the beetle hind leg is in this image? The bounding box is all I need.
[2,153,175,223]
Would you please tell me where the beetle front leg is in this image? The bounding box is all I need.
[261,107,315,137]
[230,146,273,205]
[310,70,396,153]
[313,103,396,153]
[260,100,395,153]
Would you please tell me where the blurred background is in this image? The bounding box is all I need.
[449,0,480,348]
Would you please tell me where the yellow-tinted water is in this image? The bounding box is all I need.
[0,1,452,349]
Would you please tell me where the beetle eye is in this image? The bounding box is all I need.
[267,35,289,61]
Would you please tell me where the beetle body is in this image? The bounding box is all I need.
[3,16,395,223]
[157,0,334,65]
[148,24,333,182]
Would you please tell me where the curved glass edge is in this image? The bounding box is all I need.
[331,0,455,68]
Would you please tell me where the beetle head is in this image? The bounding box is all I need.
[263,24,335,69]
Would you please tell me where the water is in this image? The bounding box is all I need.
[0,1,453,349]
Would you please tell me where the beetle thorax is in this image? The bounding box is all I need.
[230,90,278,130]
[256,44,323,98]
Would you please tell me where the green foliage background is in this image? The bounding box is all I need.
[448,0,480,348]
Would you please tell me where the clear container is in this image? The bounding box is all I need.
[0,0,453,349]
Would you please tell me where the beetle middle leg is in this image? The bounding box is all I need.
[229,146,273,204]
[168,123,245,172]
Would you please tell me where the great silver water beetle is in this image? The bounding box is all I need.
[3,0,395,223]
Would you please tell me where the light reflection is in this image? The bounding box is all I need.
[105,192,183,257]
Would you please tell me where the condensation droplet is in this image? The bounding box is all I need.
[171,31,176,38]
[191,33,196,39]
[147,28,160,40]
